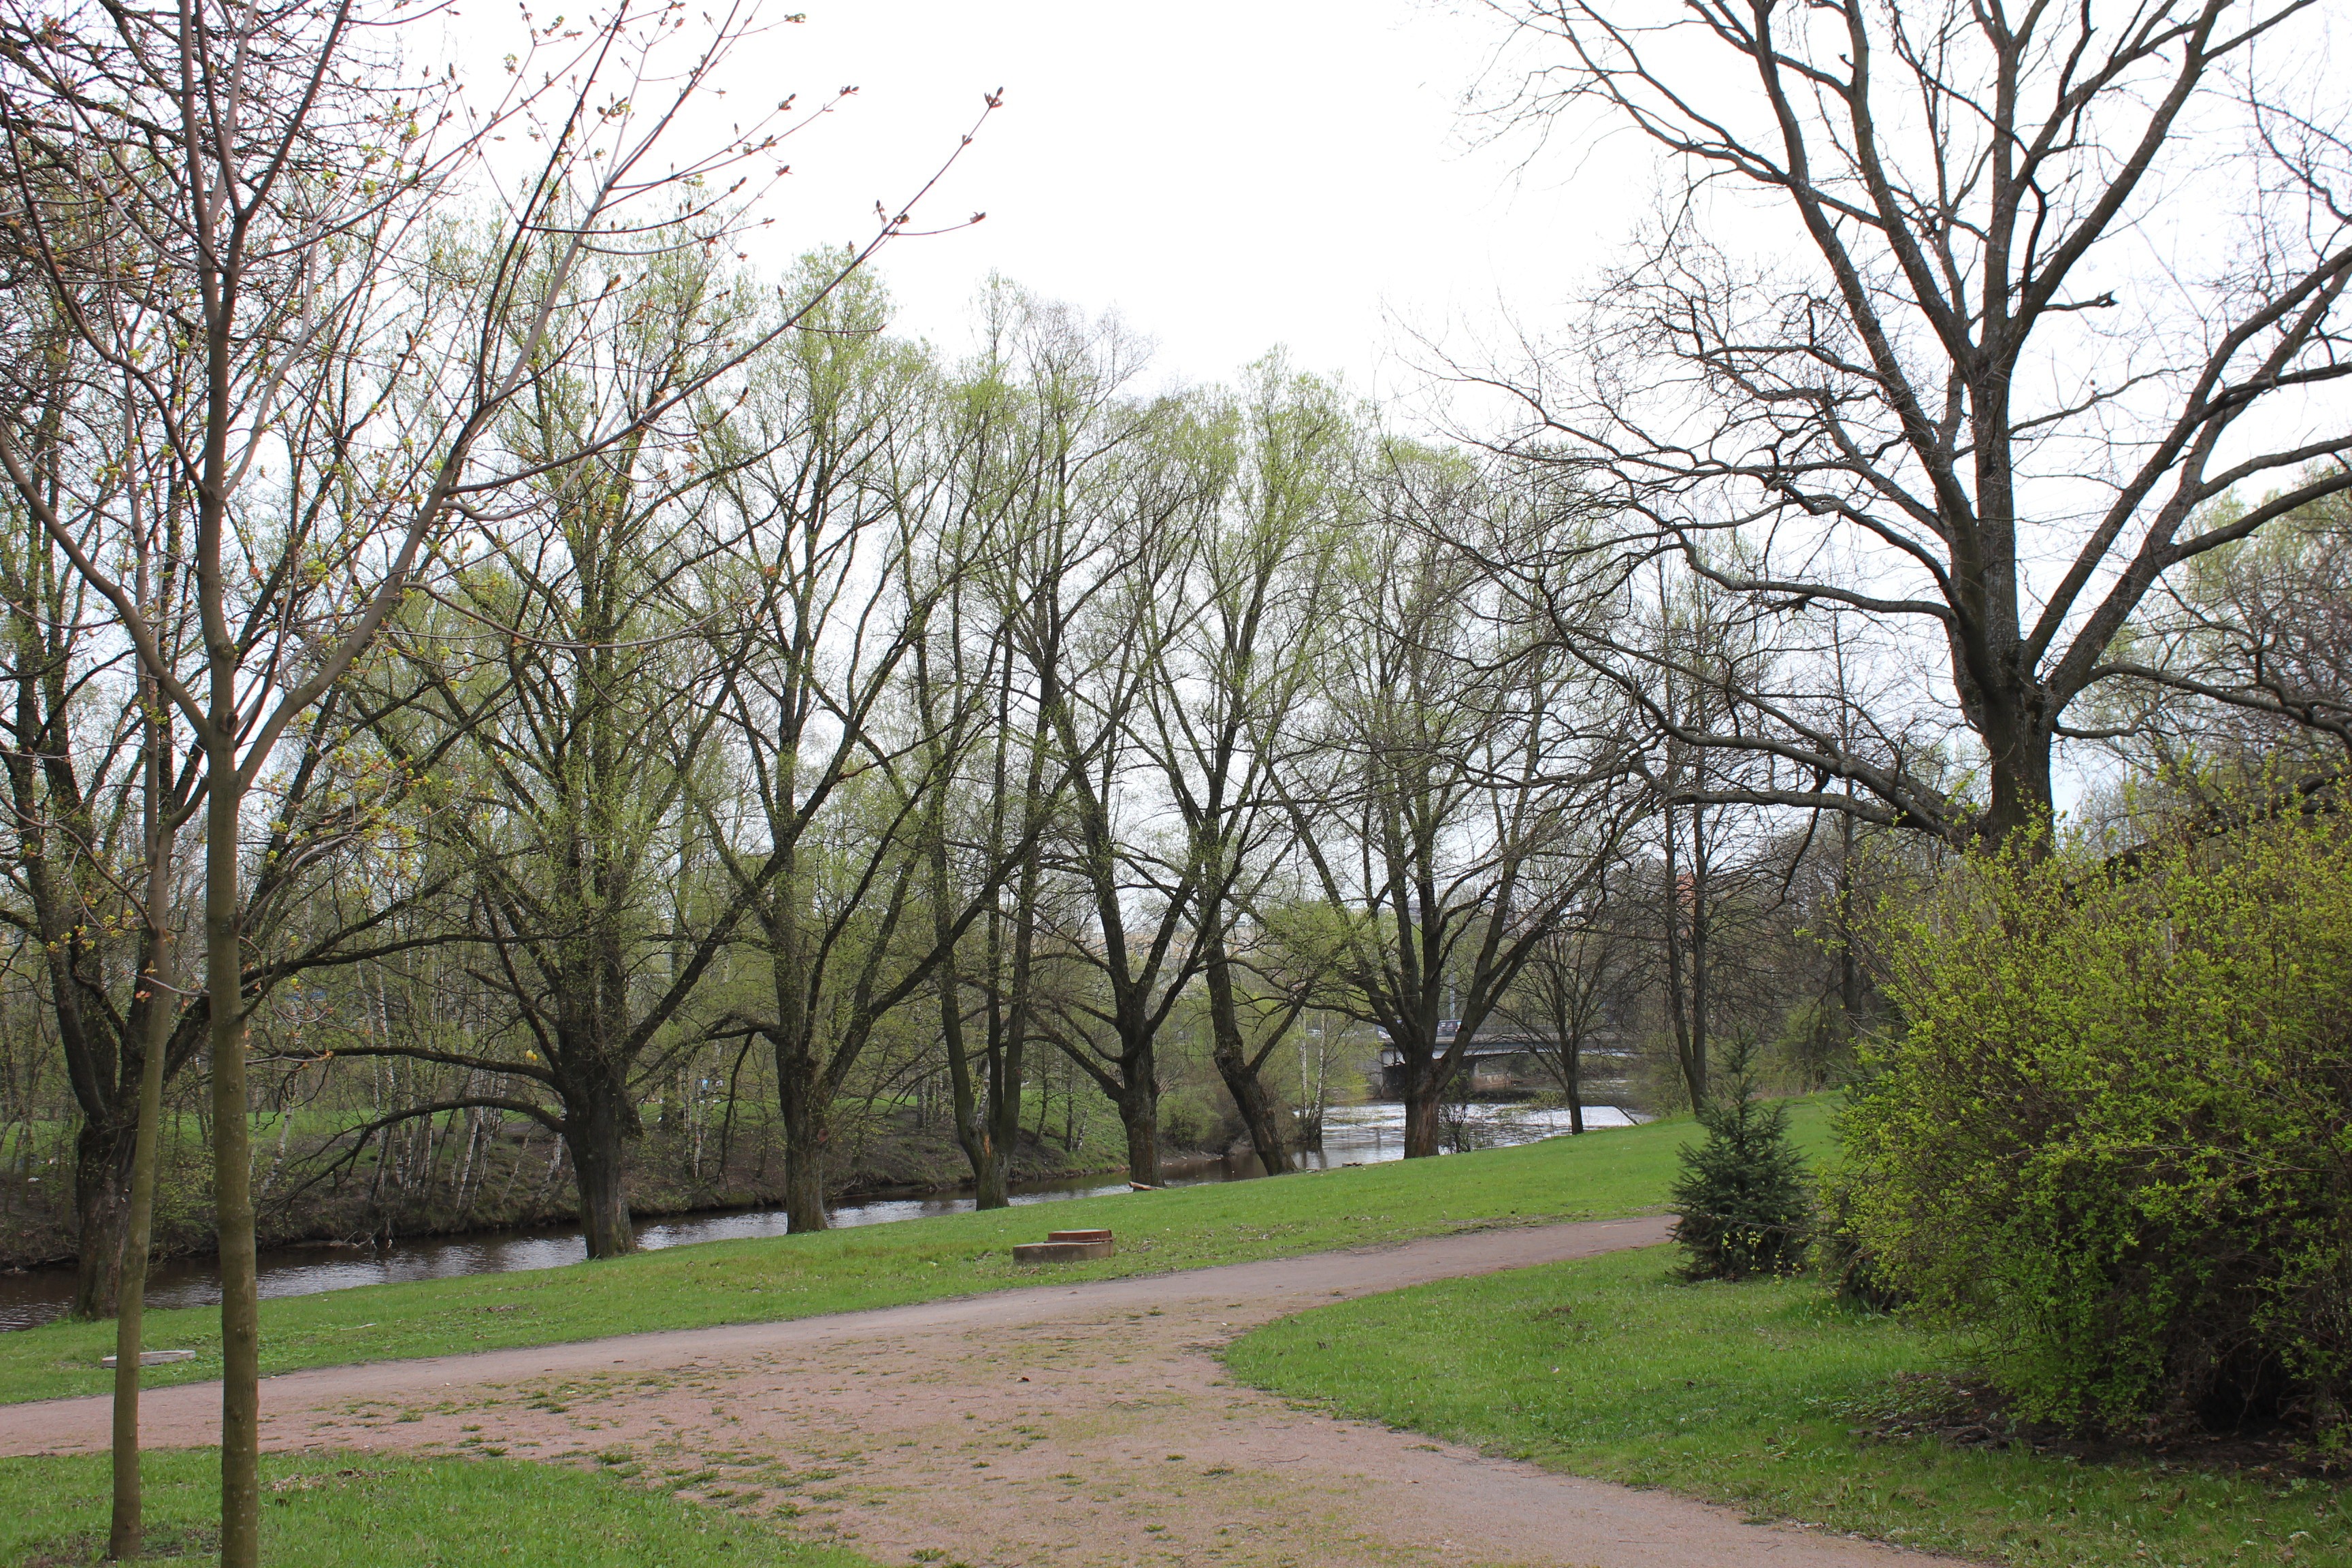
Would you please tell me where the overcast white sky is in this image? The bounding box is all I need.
[714,0,1650,398]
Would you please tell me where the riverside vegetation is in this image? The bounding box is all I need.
[0,1094,1147,1275]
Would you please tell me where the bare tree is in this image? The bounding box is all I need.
[921,597,1058,1211]
[982,297,1203,1188]
[0,1,964,1552]
[2104,485,2352,777]
[1275,452,1626,1157]
[1498,851,1638,1132]
[0,344,206,1552]
[0,346,206,1321]
[1480,0,2352,847]
[917,348,1073,1210]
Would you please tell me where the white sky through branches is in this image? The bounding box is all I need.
[704,0,1652,394]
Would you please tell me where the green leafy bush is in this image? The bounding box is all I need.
[1669,1040,1812,1280]
[1834,815,2352,1447]
[1812,1145,1907,1313]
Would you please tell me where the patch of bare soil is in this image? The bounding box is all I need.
[0,1218,1970,1567]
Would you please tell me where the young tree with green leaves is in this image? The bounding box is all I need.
[1145,359,1352,1177]
[698,270,1039,1232]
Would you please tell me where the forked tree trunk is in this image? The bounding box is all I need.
[943,1013,1015,1211]
[938,931,1024,1213]
[953,1021,1022,1214]
[1205,950,1286,1178]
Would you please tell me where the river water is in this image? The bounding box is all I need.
[0,1101,1634,1332]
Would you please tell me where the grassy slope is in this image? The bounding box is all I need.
[1225,1245,2348,1568]
[0,1448,878,1567]
[2,1102,1829,1406]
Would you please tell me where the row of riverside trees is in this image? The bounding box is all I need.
[4,0,2351,1556]
[0,0,996,1557]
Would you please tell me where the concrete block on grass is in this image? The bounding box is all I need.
[1013,1230,1115,1262]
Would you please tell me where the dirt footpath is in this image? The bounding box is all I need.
[0,1216,1969,1567]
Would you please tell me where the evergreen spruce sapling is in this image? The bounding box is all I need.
[1669,1039,1812,1280]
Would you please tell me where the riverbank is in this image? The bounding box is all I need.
[0,1109,1126,1275]
[0,1100,1725,1405]
[1,1100,1631,1331]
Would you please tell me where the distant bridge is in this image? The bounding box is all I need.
[1372,1024,1630,1097]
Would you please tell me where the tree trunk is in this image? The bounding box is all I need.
[975,1021,1024,1211]
[1555,1005,1586,1137]
[110,932,174,1560]
[775,1039,829,1235]
[1688,802,1712,1102]
[71,1115,130,1320]
[780,1121,826,1235]
[1205,949,1286,1177]
[205,752,259,1568]
[568,1132,636,1259]
[1662,800,1703,1112]
[563,1078,638,1258]
[971,1133,1011,1209]
[1835,804,1859,1067]
[938,949,1019,1213]
[1401,1076,1443,1160]
[1983,729,2056,849]
[1214,1046,1287,1179]
[1120,1077,1161,1187]
[943,1028,1011,1211]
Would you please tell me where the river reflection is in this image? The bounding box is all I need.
[0,1100,1634,1332]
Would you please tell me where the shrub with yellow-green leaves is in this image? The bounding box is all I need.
[1832,813,2352,1450]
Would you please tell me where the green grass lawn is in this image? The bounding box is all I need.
[0,1448,877,1567]
[3,1102,1832,1406]
[1225,1244,2349,1568]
